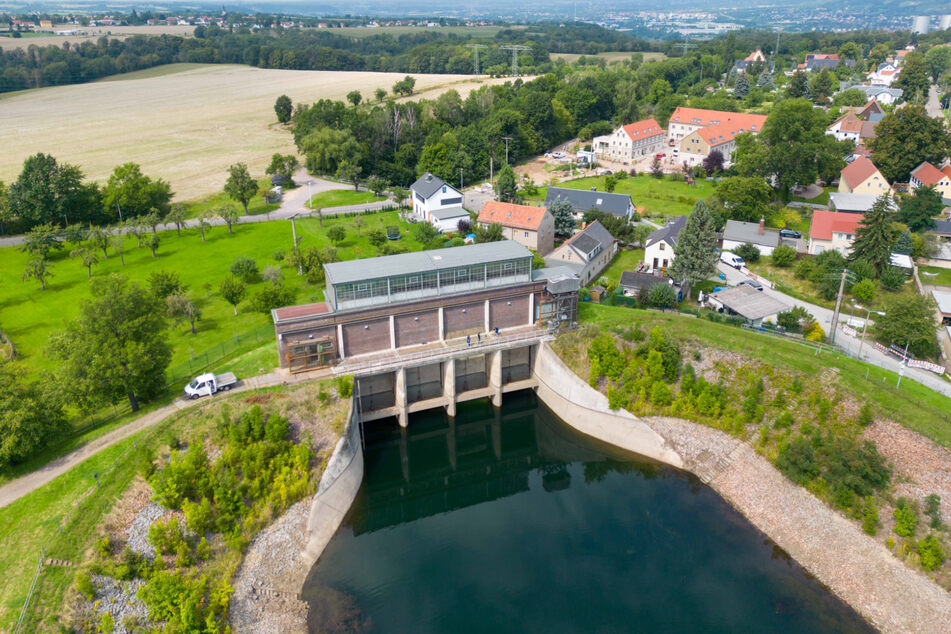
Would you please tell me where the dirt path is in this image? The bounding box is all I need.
[0,369,327,509]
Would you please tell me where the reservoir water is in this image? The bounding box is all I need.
[302,391,871,633]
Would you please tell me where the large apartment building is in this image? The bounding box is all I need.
[668,107,767,167]
[592,118,666,162]
[272,241,579,373]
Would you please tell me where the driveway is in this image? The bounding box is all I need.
[717,263,951,398]
[927,85,944,120]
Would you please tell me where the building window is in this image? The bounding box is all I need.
[659,243,665,251]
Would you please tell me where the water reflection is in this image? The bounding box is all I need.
[303,391,872,634]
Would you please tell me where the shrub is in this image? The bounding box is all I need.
[650,380,672,407]
[148,517,187,556]
[264,414,289,443]
[96,536,112,559]
[100,612,115,634]
[147,270,186,299]
[771,244,796,267]
[262,265,283,285]
[334,375,353,398]
[249,283,295,316]
[776,306,813,333]
[588,334,626,381]
[851,278,876,303]
[647,283,678,309]
[794,257,817,280]
[183,497,213,535]
[925,494,943,529]
[849,258,877,282]
[773,411,794,430]
[76,570,96,600]
[861,498,879,535]
[196,536,210,561]
[893,498,918,538]
[229,256,259,282]
[273,249,285,261]
[734,242,760,263]
[880,266,906,291]
[917,534,946,571]
[803,321,825,342]
[856,403,874,427]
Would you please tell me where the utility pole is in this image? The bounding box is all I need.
[500,44,531,76]
[676,41,696,57]
[467,43,486,75]
[490,156,494,182]
[829,268,850,345]
[502,136,512,164]
[460,167,464,190]
[897,339,912,388]
[290,213,303,275]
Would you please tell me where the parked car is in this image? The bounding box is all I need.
[720,251,745,269]
[185,372,237,399]
[779,228,801,239]
[739,279,764,291]
[551,151,566,159]
[655,152,666,159]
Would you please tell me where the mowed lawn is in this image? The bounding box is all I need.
[309,189,386,208]
[600,248,645,286]
[920,265,951,286]
[526,174,715,216]
[0,211,423,375]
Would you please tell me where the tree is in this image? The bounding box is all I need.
[495,164,518,202]
[274,94,292,124]
[167,205,187,237]
[219,276,246,315]
[648,283,678,309]
[70,246,98,277]
[786,71,809,98]
[667,200,719,285]
[366,175,387,197]
[22,257,52,290]
[734,98,847,199]
[352,216,365,238]
[897,185,941,232]
[230,256,259,282]
[125,217,146,248]
[166,293,201,334]
[849,194,895,275]
[475,222,504,243]
[347,90,362,107]
[734,73,751,98]
[198,210,215,242]
[300,127,363,175]
[147,232,160,257]
[648,78,672,103]
[735,242,761,263]
[393,75,416,96]
[265,154,299,186]
[893,231,913,256]
[0,361,68,468]
[20,222,61,259]
[808,69,835,104]
[895,51,930,102]
[457,218,472,235]
[101,163,172,222]
[651,157,663,179]
[925,45,951,82]
[873,294,939,359]
[868,105,951,183]
[224,163,258,214]
[713,176,772,222]
[367,228,387,252]
[392,188,409,208]
[87,224,110,259]
[336,162,362,191]
[604,175,617,192]
[111,234,126,266]
[148,270,185,299]
[249,283,296,316]
[217,205,240,234]
[771,244,797,267]
[327,225,346,246]
[548,198,576,239]
[49,275,171,412]
[7,153,101,228]
[412,222,439,245]
[375,88,387,102]
[832,88,869,108]
[144,209,163,235]
[702,150,724,176]
[0,180,9,234]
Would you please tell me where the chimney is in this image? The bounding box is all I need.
[758,217,765,235]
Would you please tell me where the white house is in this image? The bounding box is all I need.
[429,206,471,233]
[852,85,903,106]
[722,219,780,256]
[411,173,464,222]
[808,210,863,255]
[593,118,666,162]
[826,112,863,143]
[867,63,899,87]
[643,216,686,271]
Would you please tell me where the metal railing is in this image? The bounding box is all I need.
[166,324,274,384]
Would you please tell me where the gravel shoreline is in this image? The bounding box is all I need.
[645,415,951,633]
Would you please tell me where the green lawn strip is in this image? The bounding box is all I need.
[578,304,951,446]
[789,186,833,206]
[0,210,421,376]
[527,174,715,217]
[598,248,645,286]
[308,189,385,208]
[212,341,279,379]
[181,177,273,219]
[920,265,951,287]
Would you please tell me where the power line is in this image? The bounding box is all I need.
[467,43,486,75]
[500,44,531,76]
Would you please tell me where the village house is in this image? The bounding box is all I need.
[668,108,767,167]
[838,156,890,195]
[909,161,951,199]
[707,285,788,327]
[851,86,903,106]
[547,221,618,285]
[411,172,464,222]
[721,219,780,256]
[544,187,634,221]
[477,201,555,255]
[828,192,897,214]
[804,53,854,72]
[826,112,863,143]
[592,118,666,162]
[734,49,773,73]
[643,216,686,271]
[807,210,864,255]
[868,62,900,87]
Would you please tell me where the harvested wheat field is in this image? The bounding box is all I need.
[0,64,504,199]
[0,24,196,51]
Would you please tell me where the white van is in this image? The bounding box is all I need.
[720,251,745,269]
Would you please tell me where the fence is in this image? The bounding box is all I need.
[165,324,274,385]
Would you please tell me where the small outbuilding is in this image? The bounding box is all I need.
[429,206,470,233]
[706,284,788,327]
[619,271,683,301]
[589,285,607,303]
[932,290,951,325]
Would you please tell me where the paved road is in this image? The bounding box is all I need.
[926,84,944,120]
[0,169,394,248]
[718,263,951,398]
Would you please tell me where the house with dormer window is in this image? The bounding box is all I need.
[410,172,464,221]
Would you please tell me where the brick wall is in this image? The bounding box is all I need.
[444,302,485,337]
[394,310,440,347]
[342,317,391,356]
[489,296,529,330]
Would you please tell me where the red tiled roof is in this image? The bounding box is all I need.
[830,112,863,133]
[478,201,548,231]
[273,302,331,321]
[911,161,948,186]
[621,118,664,142]
[697,114,769,147]
[841,156,882,190]
[669,107,765,130]
[941,165,951,179]
[810,210,863,241]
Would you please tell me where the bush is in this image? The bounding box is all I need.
[734,242,760,263]
[650,380,672,407]
[916,534,945,571]
[773,411,794,429]
[794,257,817,280]
[264,414,289,443]
[229,256,259,282]
[771,244,796,267]
[334,375,353,398]
[183,497,213,535]
[75,570,96,600]
[249,283,296,316]
[147,270,186,299]
[100,612,115,634]
[850,278,876,303]
[776,306,813,333]
[894,498,918,538]
[925,494,943,530]
[880,266,906,291]
[803,321,825,342]
[861,498,879,535]
[849,258,877,282]
[856,403,874,427]
[647,283,678,309]
[262,265,283,285]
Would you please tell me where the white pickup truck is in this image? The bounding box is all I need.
[184,372,238,399]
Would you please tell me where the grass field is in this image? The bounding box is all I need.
[308,189,386,208]
[0,65,501,200]
[0,210,423,375]
[0,24,196,51]
[526,174,715,217]
[579,304,951,446]
[600,248,645,286]
[551,51,666,64]
[920,265,951,287]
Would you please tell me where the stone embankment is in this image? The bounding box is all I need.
[534,342,951,634]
